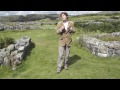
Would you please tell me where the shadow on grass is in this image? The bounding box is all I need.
[68,55,81,66]
[60,55,81,72]
[23,42,36,61]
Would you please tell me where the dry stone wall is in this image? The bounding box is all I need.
[0,36,32,70]
[79,32,120,57]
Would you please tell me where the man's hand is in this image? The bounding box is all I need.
[67,27,72,32]
[60,26,65,32]
[69,27,72,30]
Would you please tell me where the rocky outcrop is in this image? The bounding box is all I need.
[0,36,32,70]
[78,32,120,57]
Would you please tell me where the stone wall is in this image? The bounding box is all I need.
[0,36,32,70]
[0,21,57,31]
[95,32,120,38]
[79,32,120,57]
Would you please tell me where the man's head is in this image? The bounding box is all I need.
[60,12,68,21]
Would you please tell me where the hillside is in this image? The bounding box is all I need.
[0,14,59,22]
[99,11,120,14]
[1,11,120,22]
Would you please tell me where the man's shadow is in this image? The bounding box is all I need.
[68,55,81,66]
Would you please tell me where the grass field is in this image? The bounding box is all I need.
[0,29,120,79]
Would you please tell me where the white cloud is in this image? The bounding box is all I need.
[0,11,101,16]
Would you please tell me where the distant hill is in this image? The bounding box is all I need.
[0,14,59,22]
[98,11,120,14]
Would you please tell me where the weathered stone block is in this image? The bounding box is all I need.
[11,50,18,56]
[4,57,11,66]
[7,44,15,51]
[15,52,24,61]
[18,46,25,52]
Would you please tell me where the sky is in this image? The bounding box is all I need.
[0,11,101,16]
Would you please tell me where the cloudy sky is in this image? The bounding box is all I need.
[0,11,101,16]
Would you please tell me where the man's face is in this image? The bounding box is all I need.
[61,14,67,21]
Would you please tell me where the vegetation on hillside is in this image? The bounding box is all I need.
[0,36,15,49]
[0,14,59,22]
[70,13,120,33]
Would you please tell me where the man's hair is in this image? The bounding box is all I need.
[60,12,68,19]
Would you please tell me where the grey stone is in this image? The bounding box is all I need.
[97,53,108,57]
[21,36,31,46]
[115,50,120,56]
[18,40,26,46]
[7,44,15,51]
[107,43,115,48]
[22,36,30,40]
[0,24,4,30]
[18,46,25,52]
[84,21,103,25]
[15,43,19,50]
[12,60,22,70]
[11,50,18,56]
[92,46,98,55]
[6,50,11,56]
[0,57,4,65]
[0,51,6,58]
[0,48,11,57]
[113,42,120,49]
[15,52,24,61]
[1,48,6,52]
[4,57,11,66]
[0,52,2,58]
[98,46,108,54]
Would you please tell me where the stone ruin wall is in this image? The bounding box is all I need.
[0,36,32,70]
[78,32,120,57]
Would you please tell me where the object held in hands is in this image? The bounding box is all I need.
[60,26,65,32]
[66,27,72,33]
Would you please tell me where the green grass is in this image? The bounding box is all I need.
[0,30,120,79]
[69,15,110,22]
[0,36,15,49]
[39,25,56,30]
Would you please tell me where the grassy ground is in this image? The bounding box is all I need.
[0,29,120,79]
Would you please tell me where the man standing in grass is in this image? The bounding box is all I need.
[56,12,76,74]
